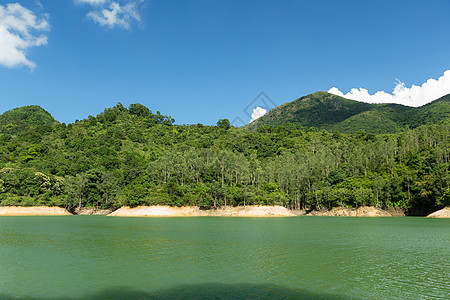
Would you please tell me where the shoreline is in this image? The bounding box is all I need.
[426,207,450,218]
[307,206,405,217]
[0,206,72,216]
[107,205,406,217]
[108,205,298,217]
[0,205,448,218]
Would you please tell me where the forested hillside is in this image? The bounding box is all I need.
[0,102,448,214]
[0,105,58,135]
[246,92,450,133]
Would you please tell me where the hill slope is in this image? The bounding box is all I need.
[0,102,447,213]
[246,91,450,133]
[0,105,58,135]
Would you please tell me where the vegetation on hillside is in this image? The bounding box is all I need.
[246,91,450,133]
[0,101,448,214]
[0,105,57,135]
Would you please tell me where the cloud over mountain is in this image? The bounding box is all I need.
[250,107,267,123]
[328,70,450,107]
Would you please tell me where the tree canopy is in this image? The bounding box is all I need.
[0,102,448,215]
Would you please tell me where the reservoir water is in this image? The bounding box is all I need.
[0,216,448,299]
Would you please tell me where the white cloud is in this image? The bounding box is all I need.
[0,3,49,70]
[77,0,107,5]
[328,70,450,107]
[250,107,267,123]
[35,1,44,10]
[77,0,141,30]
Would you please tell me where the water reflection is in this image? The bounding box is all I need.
[0,283,348,300]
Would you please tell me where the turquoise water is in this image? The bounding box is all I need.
[0,216,448,299]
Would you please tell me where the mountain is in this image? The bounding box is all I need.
[0,105,58,135]
[0,101,447,213]
[245,91,450,133]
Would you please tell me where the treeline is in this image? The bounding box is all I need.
[0,103,448,213]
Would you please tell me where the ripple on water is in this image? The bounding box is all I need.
[0,216,448,299]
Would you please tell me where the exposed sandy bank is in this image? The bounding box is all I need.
[0,206,72,216]
[74,207,113,215]
[108,205,296,217]
[426,207,450,218]
[208,206,296,217]
[308,206,392,217]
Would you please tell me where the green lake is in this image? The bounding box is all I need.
[0,216,448,299]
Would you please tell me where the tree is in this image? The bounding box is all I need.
[98,171,120,208]
[65,174,88,209]
[217,119,231,130]
[353,187,374,207]
[129,103,150,117]
[373,176,384,208]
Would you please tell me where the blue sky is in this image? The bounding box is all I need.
[1,0,450,125]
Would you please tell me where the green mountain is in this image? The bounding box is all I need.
[0,102,447,214]
[245,91,450,133]
[0,105,58,135]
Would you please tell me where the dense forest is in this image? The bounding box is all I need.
[0,102,448,214]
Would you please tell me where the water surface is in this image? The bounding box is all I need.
[0,216,448,299]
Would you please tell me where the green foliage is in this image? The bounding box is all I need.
[0,105,58,135]
[0,101,448,214]
[217,119,231,130]
[129,103,150,117]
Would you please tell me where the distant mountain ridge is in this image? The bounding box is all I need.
[245,91,450,133]
[2,92,449,135]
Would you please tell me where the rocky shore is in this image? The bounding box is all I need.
[426,207,450,218]
[307,206,403,217]
[2,205,446,217]
[0,206,71,216]
[108,205,406,217]
[73,207,114,215]
[108,205,296,217]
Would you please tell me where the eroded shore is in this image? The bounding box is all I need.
[0,206,71,216]
[308,206,405,217]
[426,207,450,218]
[108,205,298,217]
[108,205,406,217]
[0,205,448,217]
